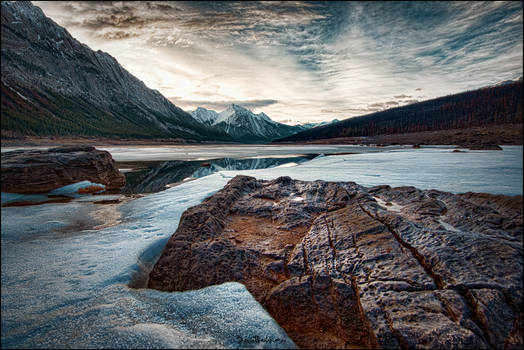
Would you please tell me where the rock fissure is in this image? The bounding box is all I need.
[359,201,446,290]
[348,275,380,348]
[383,307,409,350]
[434,292,460,323]
[148,176,523,349]
[307,272,320,326]
[360,200,505,348]
[328,278,347,343]
[458,288,498,349]
[325,208,381,349]
[323,215,337,272]
[301,243,310,277]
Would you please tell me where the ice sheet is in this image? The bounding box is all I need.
[96,144,384,161]
[214,146,522,195]
[2,181,107,206]
[1,178,296,348]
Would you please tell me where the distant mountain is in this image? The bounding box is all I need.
[190,107,220,126]
[297,119,340,130]
[190,104,303,142]
[276,81,523,142]
[1,1,231,141]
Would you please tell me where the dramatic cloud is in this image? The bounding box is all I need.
[33,1,523,123]
[169,98,279,112]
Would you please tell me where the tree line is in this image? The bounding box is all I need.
[279,80,523,141]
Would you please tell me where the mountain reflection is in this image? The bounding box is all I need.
[118,156,315,194]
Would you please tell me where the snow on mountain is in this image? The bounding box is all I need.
[190,107,220,126]
[298,119,340,130]
[189,104,340,143]
[189,105,302,143]
[214,104,275,126]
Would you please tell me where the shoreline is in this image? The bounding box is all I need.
[2,124,522,148]
[273,123,523,146]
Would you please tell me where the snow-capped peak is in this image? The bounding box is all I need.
[190,107,220,125]
[188,104,302,142]
[215,104,276,125]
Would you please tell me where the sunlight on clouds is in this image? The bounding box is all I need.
[32,1,523,123]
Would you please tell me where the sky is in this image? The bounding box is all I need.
[33,1,523,124]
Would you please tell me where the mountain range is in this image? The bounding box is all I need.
[3,2,519,146]
[1,1,339,144]
[189,105,338,143]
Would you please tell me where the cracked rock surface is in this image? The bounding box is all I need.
[148,175,523,349]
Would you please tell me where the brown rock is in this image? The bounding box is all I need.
[1,145,125,194]
[149,175,522,349]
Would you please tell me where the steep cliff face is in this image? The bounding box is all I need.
[1,2,231,141]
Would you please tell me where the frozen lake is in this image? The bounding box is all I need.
[1,144,386,161]
[1,145,522,348]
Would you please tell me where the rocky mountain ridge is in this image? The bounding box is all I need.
[1,1,231,141]
[190,104,339,143]
[189,104,302,142]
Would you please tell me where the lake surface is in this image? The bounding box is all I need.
[118,156,316,194]
[112,145,522,196]
[1,145,522,349]
[1,144,386,161]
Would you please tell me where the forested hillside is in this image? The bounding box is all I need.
[277,80,523,142]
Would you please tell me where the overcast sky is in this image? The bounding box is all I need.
[33,1,523,124]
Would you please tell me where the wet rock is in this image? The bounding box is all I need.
[149,175,522,349]
[1,146,125,194]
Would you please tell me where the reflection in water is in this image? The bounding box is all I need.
[118,156,315,194]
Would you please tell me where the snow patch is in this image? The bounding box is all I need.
[2,181,106,206]
[15,90,30,102]
[274,162,298,168]
[372,196,403,212]
[49,180,106,196]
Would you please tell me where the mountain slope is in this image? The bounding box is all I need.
[190,107,220,126]
[277,81,523,142]
[1,1,231,141]
[191,104,303,143]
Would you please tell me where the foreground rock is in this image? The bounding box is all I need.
[149,175,522,349]
[1,146,125,194]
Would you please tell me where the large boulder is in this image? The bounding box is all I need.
[1,146,125,194]
[148,175,522,349]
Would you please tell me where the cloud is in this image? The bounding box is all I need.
[32,1,523,123]
[168,97,279,112]
[102,30,139,40]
